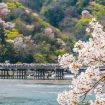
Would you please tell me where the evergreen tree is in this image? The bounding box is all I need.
[0,24,6,45]
[45,7,64,27]
[68,0,77,6]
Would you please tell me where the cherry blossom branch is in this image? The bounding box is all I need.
[79,75,105,103]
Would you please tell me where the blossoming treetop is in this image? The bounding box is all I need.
[0,2,15,30]
[57,18,105,105]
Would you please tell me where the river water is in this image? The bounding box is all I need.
[0,80,95,105]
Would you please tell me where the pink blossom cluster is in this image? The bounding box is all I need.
[57,18,105,105]
[0,19,15,30]
[0,3,15,30]
[0,3,10,17]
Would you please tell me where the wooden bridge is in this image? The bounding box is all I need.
[0,63,105,80]
[0,63,65,80]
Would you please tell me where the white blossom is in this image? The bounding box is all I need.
[0,3,10,17]
[0,3,15,30]
[86,28,90,32]
[57,18,105,105]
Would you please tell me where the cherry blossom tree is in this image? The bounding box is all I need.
[57,18,105,105]
[0,2,10,17]
[0,2,15,30]
[13,36,36,56]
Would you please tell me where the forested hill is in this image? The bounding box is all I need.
[20,0,105,40]
[0,0,105,63]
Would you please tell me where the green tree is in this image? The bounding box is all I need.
[77,0,90,14]
[36,41,51,53]
[45,7,64,27]
[0,43,15,63]
[0,24,6,45]
[68,0,77,6]
[21,0,43,11]
[55,49,66,56]
[33,53,46,63]
[95,0,105,5]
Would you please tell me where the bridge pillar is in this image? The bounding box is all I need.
[0,69,3,79]
[3,69,6,79]
[12,69,15,79]
[16,69,19,79]
[16,69,27,79]
[34,69,45,80]
[23,69,26,79]
[56,69,64,80]
[6,69,9,79]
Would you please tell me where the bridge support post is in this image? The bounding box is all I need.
[34,69,45,80]
[7,69,9,79]
[56,69,64,80]
[17,69,18,79]
[12,70,14,79]
[1,70,3,79]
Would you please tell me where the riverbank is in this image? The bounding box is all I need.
[0,79,71,85]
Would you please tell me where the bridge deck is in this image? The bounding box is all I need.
[0,63,64,80]
[0,63,61,69]
[0,63,104,80]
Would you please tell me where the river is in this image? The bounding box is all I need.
[0,80,95,105]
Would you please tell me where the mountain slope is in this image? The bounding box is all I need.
[1,0,105,63]
[0,0,74,63]
[20,0,105,41]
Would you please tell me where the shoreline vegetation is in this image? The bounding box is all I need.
[0,79,71,85]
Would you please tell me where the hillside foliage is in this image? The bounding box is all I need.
[0,0,105,63]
